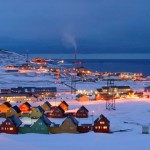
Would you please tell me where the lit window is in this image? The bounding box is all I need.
[100,121,105,124]
[95,126,97,129]
[10,127,13,130]
[103,126,107,129]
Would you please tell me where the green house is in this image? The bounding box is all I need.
[19,115,52,134]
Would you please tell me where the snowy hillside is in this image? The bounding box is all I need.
[0,49,26,67]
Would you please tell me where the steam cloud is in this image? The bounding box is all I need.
[63,32,77,51]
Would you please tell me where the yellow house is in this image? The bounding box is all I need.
[77,95,90,102]
[0,102,12,113]
[41,101,51,111]
[6,105,21,117]
[49,115,78,134]
[60,115,78,133]
[30,106,43,119]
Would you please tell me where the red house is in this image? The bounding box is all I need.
[46,106,64,118]
[77,124,92,133]
[93,114,110,133]
[20,102,32,113]
[0,115,22,134]
[76,106,89,118]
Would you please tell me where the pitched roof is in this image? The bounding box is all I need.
[37,106,45,113]
[40,115,52,126]
[68,115,78,126]
[60,101,69,107]
[3,102,12,108]
[78,106,89,112]
[24,102,31,108]
[8,115,22,127]
[44,101,52,108]
[94,114,110,124]
[12,105,21,113]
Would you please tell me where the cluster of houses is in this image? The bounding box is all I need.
[0,101,110,134]
[0,87,57,102]
[0,101,89,119]
[76,85,142,102]
[95,86,133,100]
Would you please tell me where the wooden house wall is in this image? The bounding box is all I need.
[0,104,11,113]
[49,126,61,134]
[0,120,19,134]
[59,103,68,111]
[93,119,110,133]
[20,104,30,113]
[78,96,89,102]
[77,126,92,133]
[60,118,77,133]
[30,109,43,119]
[6,109,21,118]
[76,109,88,118]
[41,103,51,111]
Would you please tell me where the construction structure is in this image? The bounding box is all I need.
[106,79,116,110]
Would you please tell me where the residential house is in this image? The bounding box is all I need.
[59,101,69,111]
[76,94,90,102]
[76,106,89,118]
[60,115,78,133]
[49,115,78,134]
[19,115,52,134]
[93,114,110,133]
[0,102,12,113]
[77,124,92,133]
[30,106,44,119]
[41,101,51,111]
[6,106,21,117]
[0,115,22,134]
[20,102,32,113]
[46,106,64,118]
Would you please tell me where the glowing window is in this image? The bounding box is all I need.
[95,126,97,129]
[103,126,107,129]
[10,127,13,130]
[100,122,105,124]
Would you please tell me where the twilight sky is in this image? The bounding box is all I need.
[0,0,150,54]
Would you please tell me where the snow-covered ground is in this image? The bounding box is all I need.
[0,51,150,150]
[1,98,150,150]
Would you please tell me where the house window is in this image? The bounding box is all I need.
[1,127,3,130]
[95,126,97,129]
[39,122,42,125]
[10,127,13,130]
[103,126,107,129]
[100,121,105,124]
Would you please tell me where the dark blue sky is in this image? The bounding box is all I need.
[0,0,150,54]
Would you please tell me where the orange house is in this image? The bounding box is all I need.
[59,101,69,111]
[77,95,90,102]
[0,102,12,113]
[20,102,31,113]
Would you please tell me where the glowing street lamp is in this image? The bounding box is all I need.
[92,110,94,125]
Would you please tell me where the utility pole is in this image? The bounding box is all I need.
[106,79,116,110]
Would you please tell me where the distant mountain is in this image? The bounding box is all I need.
[0,49,24,56]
